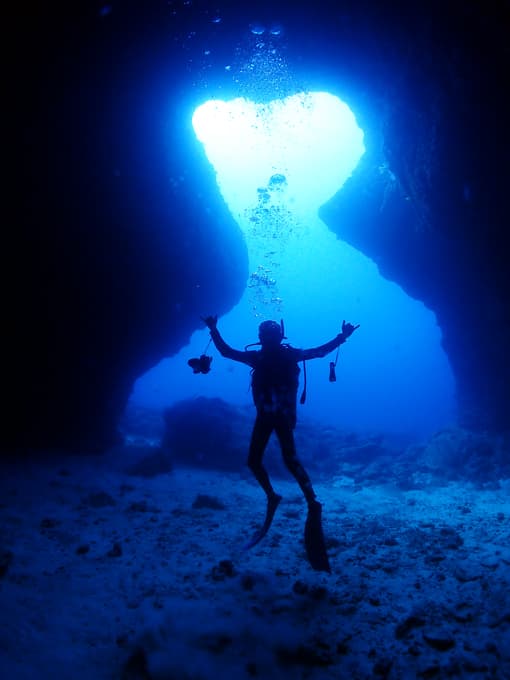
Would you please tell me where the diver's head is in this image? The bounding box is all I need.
[258,320,283,348]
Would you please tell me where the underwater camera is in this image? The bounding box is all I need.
[188,354,212,375]
[329,361,337,382]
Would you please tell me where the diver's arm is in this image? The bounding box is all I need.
[301,334,345,360]
[209,326,253,364]
[301,321,359,360]
[202,316,254,366]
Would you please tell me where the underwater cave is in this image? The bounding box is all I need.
[3,1,510,678]
[132,89,455,438]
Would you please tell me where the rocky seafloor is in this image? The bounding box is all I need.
[1,398,509,679]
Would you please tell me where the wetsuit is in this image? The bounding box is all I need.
[209,327,347,506]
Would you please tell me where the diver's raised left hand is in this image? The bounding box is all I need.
[341,320,359,339]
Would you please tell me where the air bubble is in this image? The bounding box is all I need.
[268,173,287,188]
[249,23,265,36]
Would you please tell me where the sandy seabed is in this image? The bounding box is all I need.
[1,449,510,680]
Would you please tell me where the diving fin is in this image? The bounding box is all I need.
[304,501,331,573]
[244,494,282,550]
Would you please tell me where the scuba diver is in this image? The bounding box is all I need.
[202,315,359,572]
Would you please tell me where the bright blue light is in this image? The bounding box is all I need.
[133,91,455,437]
[192,92,365,218]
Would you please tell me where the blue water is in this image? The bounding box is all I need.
[131,92,456,440]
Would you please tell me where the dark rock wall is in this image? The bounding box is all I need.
[317,2,510,430]
[5,1,509,452]
[5,4,248,452]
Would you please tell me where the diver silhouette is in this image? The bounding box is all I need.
[202,315,359,572]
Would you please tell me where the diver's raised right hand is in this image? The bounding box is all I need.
[201,315,218,330]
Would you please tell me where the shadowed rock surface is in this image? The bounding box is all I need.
[125,399,510,488]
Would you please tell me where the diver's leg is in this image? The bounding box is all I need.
[275,416,330,572]
[275,418,317,507]
[247,414,278,499]
[244,415,282,549]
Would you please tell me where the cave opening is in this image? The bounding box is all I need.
[131,91,455,438]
